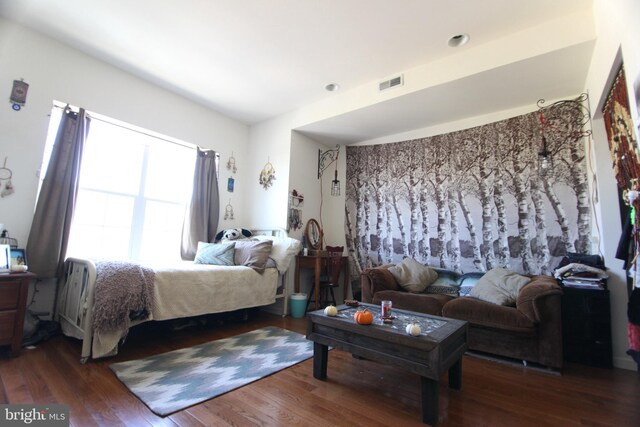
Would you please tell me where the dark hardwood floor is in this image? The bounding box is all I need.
[1,311,638,427]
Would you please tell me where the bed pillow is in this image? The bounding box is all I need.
[194,241,236,266]
[469,267,530,306]
[388,257,438,293]
[234,239,273,273]
[253,235,302,273]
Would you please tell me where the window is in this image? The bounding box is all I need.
[40,104,202,262]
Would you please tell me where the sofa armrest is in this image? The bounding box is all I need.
[361,266,400,303]
[516,275,563,323]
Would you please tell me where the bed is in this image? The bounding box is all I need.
[56,228,301,362]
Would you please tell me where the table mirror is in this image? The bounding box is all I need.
[305,218,323,250]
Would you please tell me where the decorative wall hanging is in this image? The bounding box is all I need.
[290,189,304,206]
[288,189,304,231]
[226,152,237,174]
[224,200,234,221]
[9,79,28,111]
[259,158,276,189]
[345,98,592,277]
[602,65,640,199]
[318,144,341,196]
[227,177,235,193]
[0,157,14,198]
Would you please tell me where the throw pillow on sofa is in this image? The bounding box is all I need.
[388,257,438,293]
[425,269,461,296]
[469,267,530,306]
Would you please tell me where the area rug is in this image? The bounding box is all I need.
[110,326,313,416]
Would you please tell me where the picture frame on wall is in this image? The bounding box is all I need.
[10,248,27,266]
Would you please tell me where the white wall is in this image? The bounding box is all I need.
[288,131,322,243]
[289,131,346,248]
[0,18,250,314]
[582,0,640,371]
[246,114,292,230]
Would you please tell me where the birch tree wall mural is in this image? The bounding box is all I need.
[345,98,593,276]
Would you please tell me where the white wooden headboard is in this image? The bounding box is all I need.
[250,228,287,238]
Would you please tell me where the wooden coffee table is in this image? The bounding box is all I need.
[306,303,468,426]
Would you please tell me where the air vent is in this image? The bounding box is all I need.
[379,74,404,91]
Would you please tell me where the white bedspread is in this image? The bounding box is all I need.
[91,262,279,358]
[150,261,279,320]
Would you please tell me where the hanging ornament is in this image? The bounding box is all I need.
[259,158,276,189]
[9,79,29,111]
[223,200,234,221]
[226,152,237,174]
[0,157,14,198]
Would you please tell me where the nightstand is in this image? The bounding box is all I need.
[561,285,613,368]
[0,272,33,356]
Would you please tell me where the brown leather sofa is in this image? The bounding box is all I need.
[361,265,564,370]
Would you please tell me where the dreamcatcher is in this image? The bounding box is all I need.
[259,159,276,189]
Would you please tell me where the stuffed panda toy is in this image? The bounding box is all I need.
[215,228,252,242]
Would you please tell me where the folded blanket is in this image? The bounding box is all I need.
[93,261,155,334]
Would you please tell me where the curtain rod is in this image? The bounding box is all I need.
[51,103,212,153]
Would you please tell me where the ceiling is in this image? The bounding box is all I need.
[0,0,595,142]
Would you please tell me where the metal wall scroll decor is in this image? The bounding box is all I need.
[536,93,592,176]
[259,158,276,189]
[318,144,341,196]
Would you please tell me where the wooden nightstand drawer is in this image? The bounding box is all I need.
[0,272,33,356]
[0,310,17,342]
[0,281,20,310]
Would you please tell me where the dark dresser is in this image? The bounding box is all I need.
[561,285,613,368]
[0,272,33,356]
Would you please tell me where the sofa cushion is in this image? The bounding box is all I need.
[458,272,484,296]
[364,267,400,293]
[388,257,438,293]
[425,284,460,297]
[469,267,530,306]
[516,275,562,322]
[442,297,537,334]
[372,291,453,316]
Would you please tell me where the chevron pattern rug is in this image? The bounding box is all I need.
[110,326,313,416]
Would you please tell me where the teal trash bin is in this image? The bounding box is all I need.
[289,293,307,318]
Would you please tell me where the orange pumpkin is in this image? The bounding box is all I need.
[354,308,374,325]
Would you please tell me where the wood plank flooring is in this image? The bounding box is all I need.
[1,310,638,427]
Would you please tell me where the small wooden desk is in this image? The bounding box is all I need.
[294,254,349,311]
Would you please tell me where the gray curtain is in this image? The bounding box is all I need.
[181,147,219,260]
[26,107,90,278]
